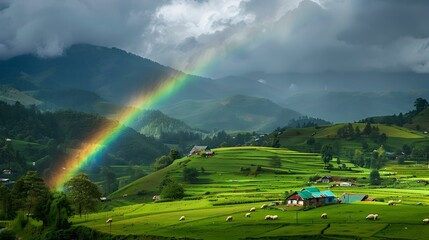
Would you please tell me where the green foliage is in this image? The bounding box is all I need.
[370,170,381,185]
[100,166,118,194]
[11,171,49,218]
[64,173,101,218]
[168,148,182,161]
[153,155,173,170]
[321,144,333,166]
[183,167,199,183]
[160,179,184,200]
[0,228,16,240]
[0,185,15,220]
[269,156,282,168]
[414,97,428,113]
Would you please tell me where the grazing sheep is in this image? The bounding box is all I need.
[226,216,233,222]
[388,200,402,206]
[179,216,185,221]
[261,204,267,209]
[321,213,328,219]
[423,218,429,224]
[245,213,251,218]
[122,194,128,198]
[366,214,378,220]
[272,215,278,220]
[250,207,256,212]
[265,215,273,220]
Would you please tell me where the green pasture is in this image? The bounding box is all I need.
[90,147,429,239]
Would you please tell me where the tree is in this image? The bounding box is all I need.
[269,156,282,168]
[402,144,412,156]
[321,144,333,167]
[11,171,49,219]
[153,155,173,170]
[100,166,117,194]
[0,185,15,219]
[160,180,184,199]
[370,170,381,185]
[414,97,428,113]
[168,148,182,161]
[183,167,199,183]
[49,192,73,230]
[64,173,101,218]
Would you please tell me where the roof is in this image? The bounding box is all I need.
[339,193,368,203]
[289,187,336,200]
[190,146,208,153]
[301,187,320,192]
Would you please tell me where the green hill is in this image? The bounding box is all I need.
[159,94,301,132]
[84,146,429,239]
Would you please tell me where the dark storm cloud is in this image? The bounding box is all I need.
[1,0,429,76]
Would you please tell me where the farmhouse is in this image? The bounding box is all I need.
[189,146,208,155]
[2,169,12,175]
[285,187,336,207]
[338,193,375,203]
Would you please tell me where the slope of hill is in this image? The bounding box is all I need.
[0,85,42,106]
[282,91,429,123]
[129,110,204,139]
[0,44,215,104]
[159,94,301,132]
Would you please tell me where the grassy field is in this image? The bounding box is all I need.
[69,146,429,239]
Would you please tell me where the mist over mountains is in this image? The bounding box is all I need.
[1,44,428,131]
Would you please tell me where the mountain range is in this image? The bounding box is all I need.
[1,44,428,131]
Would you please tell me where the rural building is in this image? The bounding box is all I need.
[189,146,208,155]
[331,182,353,187]
[2,169,12,175]
[0,178,9,183]
[338,193,375,203]
[285,187,336,207]
[315,176,333,183]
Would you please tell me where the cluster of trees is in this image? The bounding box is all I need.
[362,98,428,128]
[0,171,101,235]
[336,123,387,144]
[0,100,168,183]
[287,116,330,128]
[153,149,182,170]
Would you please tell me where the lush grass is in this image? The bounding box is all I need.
[83,147,429,239]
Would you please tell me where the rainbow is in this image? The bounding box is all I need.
[49,50,221,191]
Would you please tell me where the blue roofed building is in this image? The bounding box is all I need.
[285,187,336,207]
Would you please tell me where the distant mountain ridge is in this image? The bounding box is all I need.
[159,94,301,132]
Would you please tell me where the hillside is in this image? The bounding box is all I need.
[129,110,204,139]
[99,147,429,239]
[159,94,301,132]
[0,44,215,104]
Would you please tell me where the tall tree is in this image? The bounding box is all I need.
[414,98,428,113]
[11,171,49,219]
[183,167,199,183]
[64,173,101,218]
[321,144,333,167]
[0,185,15,219]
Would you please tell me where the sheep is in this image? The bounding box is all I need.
[250,207,256,212]
[261,204,267,209]
[179,216,185,221]
[321,213,328,219]
[271,215,278,220]
[423,218,429,224]
[226,216,233,222]
[388,200,402,206]
[265,215,273,220]
[245,212,251,218]
[122,193,128,198]
[366,214,378,220]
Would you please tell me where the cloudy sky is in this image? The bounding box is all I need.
[1,0,429,77]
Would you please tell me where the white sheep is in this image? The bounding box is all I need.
[388,200,402,206]
[265,215,272,220]
[179,216,185,221]
[366,214,378,220]
[271,215,278,220]
[250,207,256,212]
[245,212,251,218]
[321,213,328,219]
[261,204,267,209]
[226,216,233,222]
[423,218,429,224]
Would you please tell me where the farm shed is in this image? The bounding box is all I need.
[338,193,374,203]
[189,146,208,155]
[285,187,336,207]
